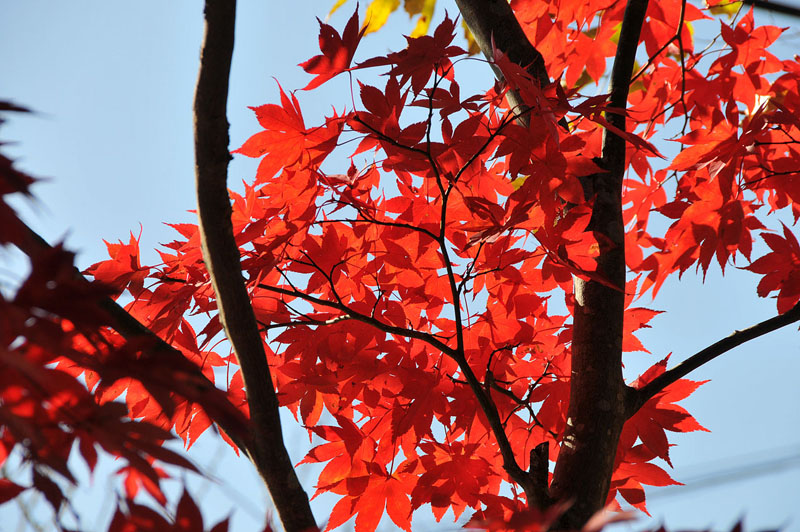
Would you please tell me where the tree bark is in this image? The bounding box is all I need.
[455,0,550,129]
[193,1,317,530]
[546,0,649,525]
[455,0,648,526]
[548,0,649,526]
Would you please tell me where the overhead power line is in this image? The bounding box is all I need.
[648,447,800,500]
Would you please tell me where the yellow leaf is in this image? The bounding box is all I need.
[409,0,435,37]
[512,175,529,190]
[328,0,350,18]
[609,22,622,45]
[364,0,400,34]
[707,0,742,17]
[462,19,481,55]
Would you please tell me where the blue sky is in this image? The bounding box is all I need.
[1,2,799,531]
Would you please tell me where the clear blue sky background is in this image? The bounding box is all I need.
[1,2,799,531]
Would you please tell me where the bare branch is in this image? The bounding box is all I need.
[192,1,315,530]
[743,0,800,18]
[631,302,800,412]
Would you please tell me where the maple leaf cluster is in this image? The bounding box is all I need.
[4,0,800,530]
[86,2,800,528]
[0,105,245,531]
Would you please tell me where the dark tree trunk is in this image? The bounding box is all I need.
[193,1,317,530]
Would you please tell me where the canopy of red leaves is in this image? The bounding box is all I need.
[3,0,800,530]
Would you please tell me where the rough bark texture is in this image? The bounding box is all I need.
[193,1,316,530]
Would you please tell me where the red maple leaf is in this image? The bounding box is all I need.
[745,224,800,313]
[299,9,364,91]
[623,356,709,466]
[233,83,344,181]
[358,13,466,94]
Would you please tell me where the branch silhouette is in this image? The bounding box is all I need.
[744,0,800,18]
[631,302,800,412]
[193,1,316,530]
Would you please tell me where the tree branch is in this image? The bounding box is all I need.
[453,345,552,508]
[193,2,316,530]
[743,0,800,18]
[631,302,800,412]
[463,0,565,131]
[255,283,457,357]
[549,0,649,527]
[440,182,550,505]
[454,0,550,89]
[453,0,562,510]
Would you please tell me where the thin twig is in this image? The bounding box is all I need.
[255,283,457,356]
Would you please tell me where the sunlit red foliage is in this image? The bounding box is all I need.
[1,111,243,530]
[3,0,800,530]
